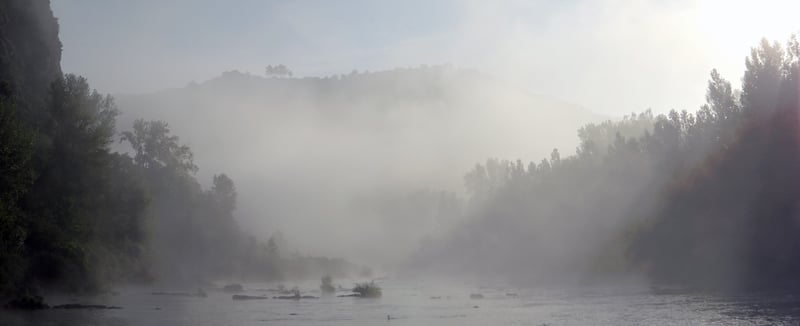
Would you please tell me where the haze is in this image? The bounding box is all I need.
[7,1,800,324]
[54,0,798,116]
[45,0,800,271]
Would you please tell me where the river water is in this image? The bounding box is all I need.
[3,279,800,325]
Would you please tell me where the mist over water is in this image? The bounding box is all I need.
[3,0,800,324]
[113,67,602,267]
[5,279,800,326]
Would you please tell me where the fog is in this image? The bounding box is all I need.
[42,0,800,290]
[112,67,601,268]
[55,0,799,115]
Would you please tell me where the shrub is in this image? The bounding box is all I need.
[320,275,335,294]
[352,281,381,298]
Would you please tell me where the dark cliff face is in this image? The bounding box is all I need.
[0,0,62,114]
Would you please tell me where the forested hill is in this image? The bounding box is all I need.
[115,67,602,187]
[412,38,800,292]
[113,67,604,263]
[0,0,364,303]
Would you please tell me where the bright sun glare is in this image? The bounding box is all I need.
[698,0,800,57]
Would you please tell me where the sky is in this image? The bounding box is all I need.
[52,0,800,117]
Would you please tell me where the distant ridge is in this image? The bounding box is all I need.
[114,65,605,263]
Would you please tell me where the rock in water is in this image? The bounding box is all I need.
[273,294,300,300]
[337,293,361,298]
[232,295,268,300]
[52,304,121,309]
[151,290,206,298]
[223,283,244,292]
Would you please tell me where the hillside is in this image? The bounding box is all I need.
[115,66,604,265]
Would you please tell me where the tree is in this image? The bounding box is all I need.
[320,274,335,293]
[266,236,279,256]
[705,69,740,124]
[421,35,800,290]
[550,148,560,165]
[0,97,33,293]
[211,174,236,216]
[741,39,784,118]
[22,74,122,292]
[121,119,197,176]
[265,64,293,78]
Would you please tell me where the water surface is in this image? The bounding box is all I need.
[3,280,800,325]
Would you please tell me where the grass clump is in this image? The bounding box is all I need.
[352,281,382,298]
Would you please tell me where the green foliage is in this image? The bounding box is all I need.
[577,110,655,158]
[631,37,800,289]
[0,0,309,297]
[20,75,110,291]
[0,72,155,296]
[423,35,800,290]
[114,119,359,284]
[0,98,34,294]
[17,74,151,292]
[118,119,255,283]
[121,119,197,176]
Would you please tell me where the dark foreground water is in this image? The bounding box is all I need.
[3,279,800,325]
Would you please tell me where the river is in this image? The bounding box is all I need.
[3,279,800,325]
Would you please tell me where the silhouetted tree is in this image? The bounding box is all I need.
[0,97,33,293]
[265,64,293,78]
[421,36,800,290]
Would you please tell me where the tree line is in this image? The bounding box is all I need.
[416,37,800,290]
[0,0,364,299]
[0,72,364,299]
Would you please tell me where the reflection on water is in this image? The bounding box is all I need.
[3,280,800,326]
